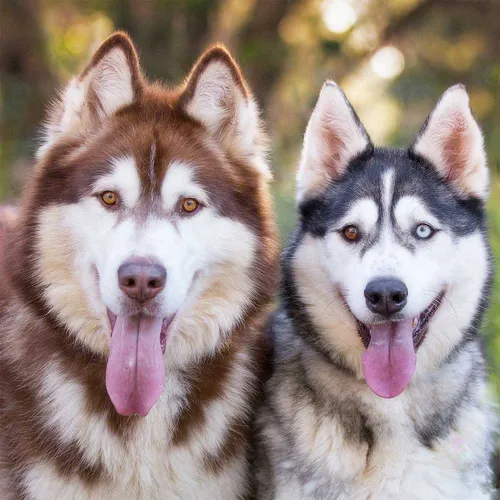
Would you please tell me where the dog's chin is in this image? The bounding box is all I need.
[354,290,445,350]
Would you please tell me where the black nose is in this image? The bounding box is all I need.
[118,258,166,303]
[364,277,408,317]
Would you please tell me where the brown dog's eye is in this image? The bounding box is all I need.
[101,191,118,206]
[342,225,359,242]
[182,198,199,214]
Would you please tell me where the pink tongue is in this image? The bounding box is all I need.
[106,316,165,416]
[362,319,416,399]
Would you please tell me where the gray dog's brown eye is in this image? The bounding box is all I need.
[342,225,359,242]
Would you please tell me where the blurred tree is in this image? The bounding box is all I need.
[101,0,299,118]
[0,0,56,198]
[226,0,300,110]
[99,0,218,83]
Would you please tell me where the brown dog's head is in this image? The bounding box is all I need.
[7,33,278,416]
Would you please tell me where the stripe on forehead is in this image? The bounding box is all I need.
[355,168,395,256]
[381,169,395,222]
[148,139,157,185]
[387,169,418,251]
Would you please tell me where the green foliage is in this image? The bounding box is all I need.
[485,177,500,400]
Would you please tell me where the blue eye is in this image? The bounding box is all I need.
[415,223,434,240]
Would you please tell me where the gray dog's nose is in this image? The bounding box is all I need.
[364,277,408,318]
[118,258,166,303]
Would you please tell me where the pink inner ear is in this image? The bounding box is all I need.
[297,83,372,201]
[440,112,470,182]
[412,86,488,200]
[320,118,348,178]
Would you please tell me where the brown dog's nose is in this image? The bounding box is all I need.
[118,258,166,302]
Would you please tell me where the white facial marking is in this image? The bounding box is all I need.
[381,169,394,221]
[161,161,209,211]
[337,170,447,323]
[394,196,440,234]
[92,156,141,208]
[336,198,378,232]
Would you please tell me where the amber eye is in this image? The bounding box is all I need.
[101,191,117,206]
[342,225,359,242]
[182,198,199,213]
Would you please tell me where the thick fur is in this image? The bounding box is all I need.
[255,83,496,499]
[0,33,278,499]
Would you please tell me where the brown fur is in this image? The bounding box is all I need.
[0,32,278,498]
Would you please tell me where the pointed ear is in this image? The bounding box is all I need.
[297,82,372,202]
[41,32,142,153]
[179,46,269,177]
[410,85,488,200]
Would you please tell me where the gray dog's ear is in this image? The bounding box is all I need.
[296,81,372,202]
[410,84,488,201]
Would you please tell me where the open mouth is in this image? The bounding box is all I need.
[105,309,175,417]
[349,291,445,399]
[107,310,172,354]
[356,291,445,350]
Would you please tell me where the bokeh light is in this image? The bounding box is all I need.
[370,45,405,79]
[322,0,357,34]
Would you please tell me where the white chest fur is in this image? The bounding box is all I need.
[265,347,494,500]
[21,362,249,500]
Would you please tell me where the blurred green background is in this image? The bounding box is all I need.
[0,0,498,400]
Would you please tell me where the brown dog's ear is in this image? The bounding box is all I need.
[297,81,372,202]
[40,32,143,154]
[410,85,488,200]
[179,46,269,177]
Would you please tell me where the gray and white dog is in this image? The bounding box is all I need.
[255,83,496,499]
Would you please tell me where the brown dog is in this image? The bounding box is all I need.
[0,33,278,499]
